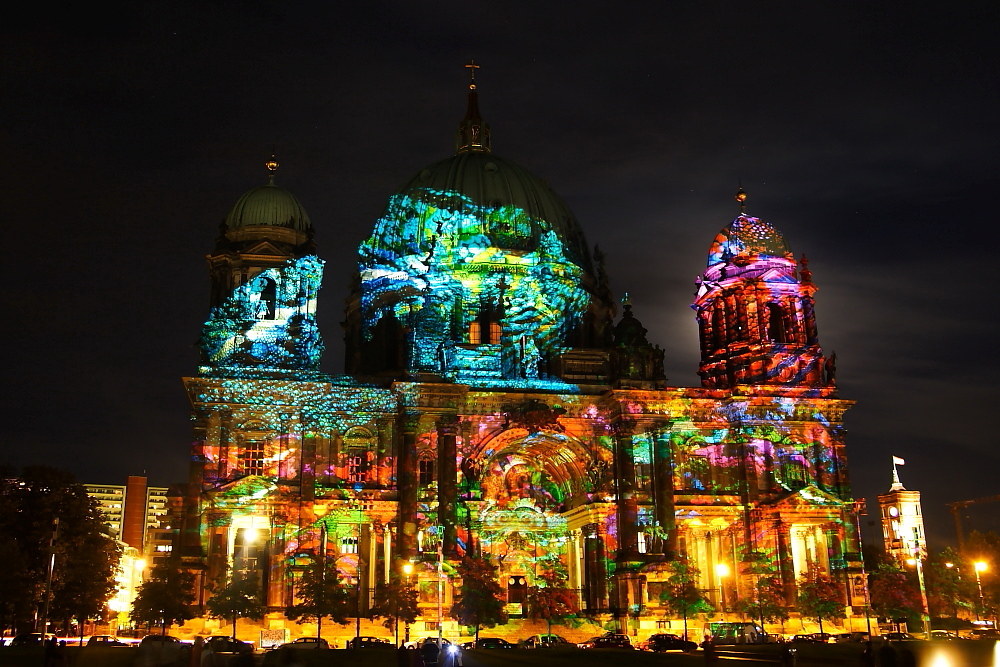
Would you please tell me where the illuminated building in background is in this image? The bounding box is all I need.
[878,459,927,564]
[177,65,862,632]
[85,476,168,548]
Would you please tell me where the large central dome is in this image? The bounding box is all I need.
[344,68,613,384]
[381,151,592,271]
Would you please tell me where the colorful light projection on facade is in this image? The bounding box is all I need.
[198,255,324,373]
[693,207,832,390]
[357,187,591,387]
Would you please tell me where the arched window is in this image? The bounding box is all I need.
[712,305,726,349]
[259,278,277,320]
[766,303,786,343]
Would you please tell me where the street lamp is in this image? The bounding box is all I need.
[715,563,730,616]
[402,561,414,645]
[974,561,987,622]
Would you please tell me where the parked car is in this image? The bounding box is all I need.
[641,633,698,652]
[347,636,392,649]
[970,629,1000,640]
[137,635,191,666]
[86,635,127,646]
[521,634,571,648]
[929,630,966,640]
[9,633,53,646]
[201,636,253,665]
[882,632,922,641]
[467,637,513,649]
[834,632,870,643]
[276,637,330,650]
[791,634,819,643]
[578,635,632,649]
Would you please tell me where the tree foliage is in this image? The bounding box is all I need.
[131,562,196,630]
[285,555,351,626]
[796,564,845,633]
[450,555,507,640]
[660,559,713,640]
[0,466,121,634]
[925,548,976,619]
[737,575,789,624]
[869,562,922,623]
[369,573,419,639]
[206,571,266,639]
[526,569,579,636]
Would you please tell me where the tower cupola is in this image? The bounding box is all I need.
[692,189,834,390]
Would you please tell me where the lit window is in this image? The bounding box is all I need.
[347,454,365,483]
[469,321,481,345]
[242,441,265,476]
[340,535,359,554]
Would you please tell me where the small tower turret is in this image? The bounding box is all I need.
[692,189,832,389]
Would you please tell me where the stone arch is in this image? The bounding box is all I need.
[469,427,594,511]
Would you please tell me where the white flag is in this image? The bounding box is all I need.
[893,456,905,465]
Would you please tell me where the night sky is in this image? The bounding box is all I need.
[4,1,997,549]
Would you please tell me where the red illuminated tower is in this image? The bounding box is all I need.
[692,189,835,389]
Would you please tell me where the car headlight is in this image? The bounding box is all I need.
[447,645,459,654]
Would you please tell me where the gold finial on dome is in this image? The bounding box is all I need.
[266,154,279,185]
[456,60,491,153]
[465,59,480,90]
[735,186,748,215]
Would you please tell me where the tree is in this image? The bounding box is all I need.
[285,555,352,628]
[796,565,845,634]
[869,563,923,630]
[132,562,196,632]
[925,548,975,620]
[736,575,789,625]
[660,559,714,641]
[206,572,266,639]
[369,574,419,645]
[450,555,507,641]
[0,466,121,634]
[526,570,579,637]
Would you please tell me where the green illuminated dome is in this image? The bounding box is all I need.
[390,151,592,269]
[225,160,311,232]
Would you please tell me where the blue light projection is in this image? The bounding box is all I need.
[358,188,591,387]
[199,256,324,372]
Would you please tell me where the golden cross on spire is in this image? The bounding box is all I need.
[465,59,480,90]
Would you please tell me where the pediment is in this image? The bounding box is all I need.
[764,484,845,509]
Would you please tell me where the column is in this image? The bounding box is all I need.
[396,412,420,560]
[437,416,459,558]
[653,429,677,558]
[614,419,640,562]
[776,521,796,605]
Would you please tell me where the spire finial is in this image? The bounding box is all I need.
[265,154,279,185]
[735,184,748,215]
[465,59,480,90]
[455,60,491,153]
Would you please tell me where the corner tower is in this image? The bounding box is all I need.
[199,158,324,374]
[692,189,834,389]
[344,63,615,386]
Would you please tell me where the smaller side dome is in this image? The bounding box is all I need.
[707,214,790,266]
[225,183,312,231]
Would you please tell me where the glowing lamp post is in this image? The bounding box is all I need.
[402,562,414,645]
[715,563,730,617]
[974,561,987,622]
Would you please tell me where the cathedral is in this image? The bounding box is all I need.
[177,67,863,636]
